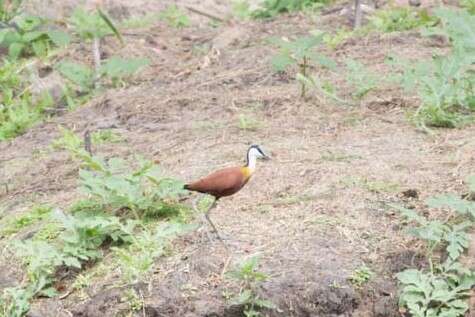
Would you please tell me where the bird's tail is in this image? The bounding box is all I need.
[183,184,190,190]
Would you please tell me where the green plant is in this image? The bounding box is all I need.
[238,114,261,131]
[322,29,354,50]
[269,32,335,98]
[56,60,94,92]
[388,8,475,130]
[345,59,377,99]
[0,0,23,23]
[252,0,330,19]
[232,1,253,20]
[0,204,52,236]
[113,222,191,283]
[99,56,150,86]
[0,15,70,59]
[227,256,276,316]
[53,209,136,267]
[461,0,475,15]
[123,289,144,312]
[56,56,149,91]
[91,129,123,144]
[0,91,53,140]
[0,286,32,317]
[78,157,186,219]
[391,178,475,317]
[349,265,373,287]
[69,8,121,43]
[159,5,190,28]
[369,7,437,33]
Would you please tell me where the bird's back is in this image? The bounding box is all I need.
[184,166,250,198]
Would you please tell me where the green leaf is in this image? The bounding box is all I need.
[270,53,293,72]
[99,56,150,79]
[255,298,276,309]
[47,30,71,47]
[56,60,94,91]
[22,30,46,42]
[8,42,24,59]
[31,40,47,57]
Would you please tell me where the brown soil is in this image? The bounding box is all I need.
[1,0,475,316]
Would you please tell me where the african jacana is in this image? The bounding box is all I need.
[184,144,270,240]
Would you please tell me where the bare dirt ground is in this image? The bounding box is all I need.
[1,0,475,316]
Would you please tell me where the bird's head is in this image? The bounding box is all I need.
[248,144,270,161]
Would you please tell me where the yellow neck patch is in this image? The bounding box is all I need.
[241,166,253,181]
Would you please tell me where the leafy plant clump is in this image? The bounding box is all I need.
[345,59,377,100]
[388,8,475,130]
[269,32,335,99]
[0,15,70,59]
[159,5,190,28]
[391,177,475,317]
[227,256,276,317]
[251,0,331,19]
[369,7,437,33]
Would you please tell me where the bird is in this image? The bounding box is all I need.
[184,144,270,241]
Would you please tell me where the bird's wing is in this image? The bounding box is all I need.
[185,167,244,195]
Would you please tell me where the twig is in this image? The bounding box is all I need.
[185,6,227,23]
[92,37,102,89]
[84,129,92,155]
[59,288,74,300]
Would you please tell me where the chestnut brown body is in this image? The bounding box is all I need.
[184,166,251,199]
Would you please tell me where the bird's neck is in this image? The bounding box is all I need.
[246,152,257,172]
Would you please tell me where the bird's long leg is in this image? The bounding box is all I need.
[204,198,223,241]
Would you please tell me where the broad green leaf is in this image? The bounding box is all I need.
[56,60,94,90]
[47,30,71,46]
[31,40,47,57]
[99,56,150,79]
[270,53,293,72]
[22,30,46,42]
[8,42,24,59]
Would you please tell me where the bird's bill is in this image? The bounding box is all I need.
[261,152,271,160]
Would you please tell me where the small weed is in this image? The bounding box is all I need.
[0,286,32,317]
[0,15,70,59]
[123,289,144,312]
[99,56,150,87]
[238,114,261,131]
[269,32,335,98]
[387,8,475,130]
[252,0,331,19]
[390,177,475,316]
[91,129,123,144]
[232,0,253,20]
[159,5,190,28]
[1,204,52,236]
[32,222,62,241]
[322,29,354,50]
[369,7,437,33]
[349,265,373,287]
[227,256,276,316]
[345,59,377,100]
[113,222,190,283]
[70,8,122,43]
[461,0,475,14]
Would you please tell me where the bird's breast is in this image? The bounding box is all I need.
[240,166,253,182]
